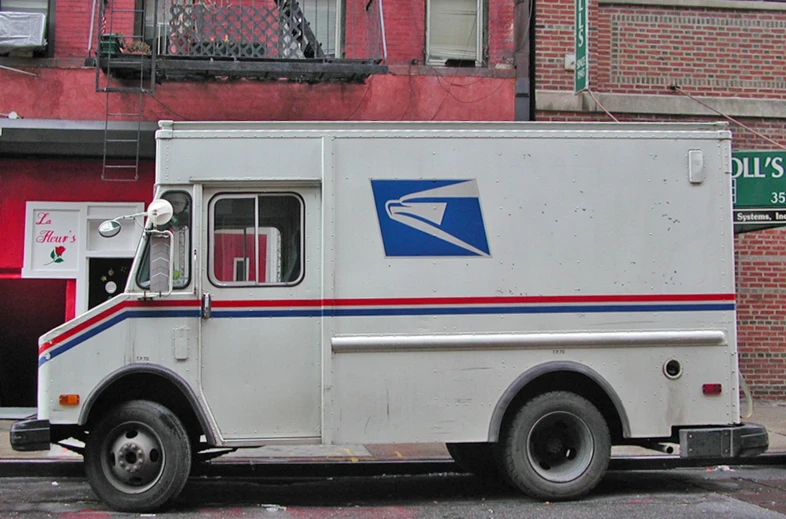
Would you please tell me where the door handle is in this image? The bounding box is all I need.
[201,292,212,319]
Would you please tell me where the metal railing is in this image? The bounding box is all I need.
[143,0,384,61]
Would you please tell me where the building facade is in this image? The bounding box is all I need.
[1,0,785,411]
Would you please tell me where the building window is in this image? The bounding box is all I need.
[426,0,484,66]
[146,0,341,58]
[0,0,50,56]
[303,0,340,57]
[210,194,303,287]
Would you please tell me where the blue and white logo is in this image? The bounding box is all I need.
[371,179,490,257]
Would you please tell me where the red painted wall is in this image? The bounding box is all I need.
[0,159,155,273]
[383,0,426,63]
[0,68,514,122]
[214,233,270,283]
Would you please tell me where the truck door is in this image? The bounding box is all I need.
[200,188,322,442]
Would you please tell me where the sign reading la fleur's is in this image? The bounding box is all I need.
[23,203,81,278]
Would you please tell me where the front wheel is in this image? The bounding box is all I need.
[498,391,610,501]
[84,400,192,512]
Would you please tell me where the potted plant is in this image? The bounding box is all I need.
[99,33,124,57]
[120,40,152,55]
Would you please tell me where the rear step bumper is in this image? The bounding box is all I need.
[679,423,768,458]
[10,416,50,452]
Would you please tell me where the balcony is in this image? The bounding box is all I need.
[97,0,387,83]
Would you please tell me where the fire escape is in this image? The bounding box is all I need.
[94,0,388,179]
[95,0,156,181]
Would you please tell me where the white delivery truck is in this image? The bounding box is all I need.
[12,121,767,511]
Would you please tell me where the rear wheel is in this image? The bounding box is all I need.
[84,400,191,512]
[446,442,500,478]
[499,391,610,501]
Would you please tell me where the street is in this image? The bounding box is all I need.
[3,466,786,518]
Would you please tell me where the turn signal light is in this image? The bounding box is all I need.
[702,384,722,395]
[59,394,80,406]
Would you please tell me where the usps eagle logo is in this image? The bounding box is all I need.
[371,179,490,257]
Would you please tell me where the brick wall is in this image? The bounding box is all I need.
[55,0,95,58]
[537,0,786,96]
[736,227,786,398]
[596,6,786,97]
[383,0,426,63]
[488,0,515,65]
[56,0,138,58]
[535,0,576,91]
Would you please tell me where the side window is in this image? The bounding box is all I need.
[210,194,303,286]
[136,191,192,289]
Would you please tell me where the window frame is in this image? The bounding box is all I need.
[208,192,305,288]
[134,190,193,291]
[425,0,485,67]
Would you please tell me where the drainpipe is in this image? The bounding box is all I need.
[514,0,534,121]
[88,0,98,54]
[378,0,387,61]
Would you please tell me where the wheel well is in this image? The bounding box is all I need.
[497,371,625,444]
[84,373,204,442]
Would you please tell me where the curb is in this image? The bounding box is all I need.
[0,454,785,479]
[0,458,457,479]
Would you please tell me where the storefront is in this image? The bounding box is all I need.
[0,120,155,414]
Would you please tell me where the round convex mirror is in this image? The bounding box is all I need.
[98,220,122,238]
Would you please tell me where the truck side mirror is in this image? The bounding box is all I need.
[98,220,122,238]
[148,230,173,295]
[147,199,174,227]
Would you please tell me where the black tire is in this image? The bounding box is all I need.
[499,391,610,501]
[446,442,500,478]
[84,400,192,512]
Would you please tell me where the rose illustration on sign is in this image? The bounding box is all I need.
[45,246,66,265]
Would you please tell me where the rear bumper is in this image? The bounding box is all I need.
[679,423,768,458]
[10,416,51,452]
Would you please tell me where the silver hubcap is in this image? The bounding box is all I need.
[526,411,594,483]
[102,422,165,493]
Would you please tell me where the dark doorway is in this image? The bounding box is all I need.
[88,258,133,310]
[0,279,66,407]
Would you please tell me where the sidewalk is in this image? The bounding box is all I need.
[1,401,785,463]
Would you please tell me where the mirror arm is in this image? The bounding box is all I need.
[116,212,148,228]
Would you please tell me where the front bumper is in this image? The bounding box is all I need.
[10,416,51,452]
[680,423,768,458]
